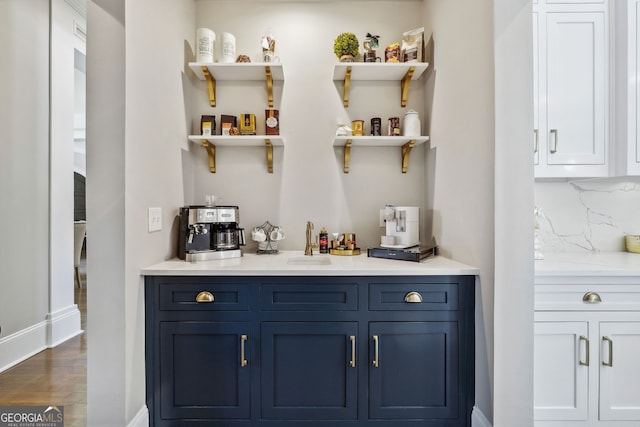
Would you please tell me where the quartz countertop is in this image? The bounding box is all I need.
[141,251,479,277]
[535,252,640,286]
[535,252,640,277]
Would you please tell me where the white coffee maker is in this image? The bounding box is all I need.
[381,205,420,248]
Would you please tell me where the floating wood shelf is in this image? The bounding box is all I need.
[333,136,429,173]
[188,135,284,173]
[189,63,284,108]
[332,62,429,108]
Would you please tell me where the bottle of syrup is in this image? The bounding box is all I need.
[319,227,329,254]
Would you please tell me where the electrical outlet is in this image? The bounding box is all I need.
[379,209,386,227]
[148,207,162,232]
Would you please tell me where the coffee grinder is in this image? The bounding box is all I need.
[177,206,245,262]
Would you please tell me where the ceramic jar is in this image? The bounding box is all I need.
[403,109,421,137]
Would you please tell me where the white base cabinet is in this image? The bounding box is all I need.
[534,282,640,426]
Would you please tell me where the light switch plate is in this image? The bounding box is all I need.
[148,207,162,232]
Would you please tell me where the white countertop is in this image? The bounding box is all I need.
[535,252,640,286]
[141,251,479,277]
[535,252,640,277]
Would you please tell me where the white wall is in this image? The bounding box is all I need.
[0,0,51,369]
[493,0,535,426]
[86,0,127,424]
[86,0,195,424]
[192,0,429,251]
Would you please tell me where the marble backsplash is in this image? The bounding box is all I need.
[535,177,640,253]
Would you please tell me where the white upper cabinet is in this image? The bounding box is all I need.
[622,0,640,175]
[533,1,609,178]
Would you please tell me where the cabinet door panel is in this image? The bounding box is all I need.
[159,322,250,420]
[369,321,458,420]
[261,322,358,420]
[534,321,588,421]
[599,322,640,421]
[545,12,606,166]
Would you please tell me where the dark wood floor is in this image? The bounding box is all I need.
[0,261,87,427]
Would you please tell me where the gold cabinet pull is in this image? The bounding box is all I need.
[404,291,423,303]
[579,335,589,366]
[241,335,248,367]
[583,292,602,303]
[372,335,379,368]
[195,291,214,303]
[349,336,356,368]
[550,129,558,153]
[602,336,613,367]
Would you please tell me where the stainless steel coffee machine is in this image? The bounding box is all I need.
[178,206,245,262]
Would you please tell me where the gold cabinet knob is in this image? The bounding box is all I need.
[196,291,215,303]
[404,291,423,303]
[582,292,602,303]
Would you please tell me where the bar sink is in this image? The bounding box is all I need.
[286,256,332,266]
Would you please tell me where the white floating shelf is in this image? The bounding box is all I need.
[189,62,284,81]
[333,136,429,174]
[188,135,283,173]
[332,62,429,81]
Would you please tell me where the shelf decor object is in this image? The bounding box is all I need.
[188,135,283,173]
[333,136,429,173]
[332,62,429,108]
[189,63,284,108]
[333,32,359,62]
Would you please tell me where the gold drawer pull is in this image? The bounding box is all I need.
[195,291,214,303]
[241,335,248,367]
[372,335,379,368]
[349,336,356,368]
[582,292,602,303]
[405,291,423,303]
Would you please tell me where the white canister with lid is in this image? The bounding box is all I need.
[196,28,216,63]
[403,110,421,137]
[221,32,236,63]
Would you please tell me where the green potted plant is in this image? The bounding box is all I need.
[333,32,359,62]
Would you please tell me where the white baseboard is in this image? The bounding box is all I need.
[127,405,149,427]
[473,405,493,427]
[0,305,83,374]
[46,304,83,347]
[0,321,47,373]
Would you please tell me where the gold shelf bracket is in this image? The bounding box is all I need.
[343,66,352,108]
[400,66,416,107]
[265,139,274,173]
[202,66,216,108]
[201,139,216,173]
[401,140,416,173]
[265,66,274,108]
[343,139,352,173]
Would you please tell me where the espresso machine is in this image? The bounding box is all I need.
[178,206,245,262]
[381,205,420,248]
[368,205,437,262]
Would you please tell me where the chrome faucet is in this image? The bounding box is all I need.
[304,221,318,255]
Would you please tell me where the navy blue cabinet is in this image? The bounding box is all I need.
[159,321,251,420]
[145,275,475,427]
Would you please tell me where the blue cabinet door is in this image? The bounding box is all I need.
[159,321,250,420]
[369,321,459,420]
[261,322,358,420]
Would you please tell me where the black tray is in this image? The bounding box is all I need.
[367,245,438,262]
